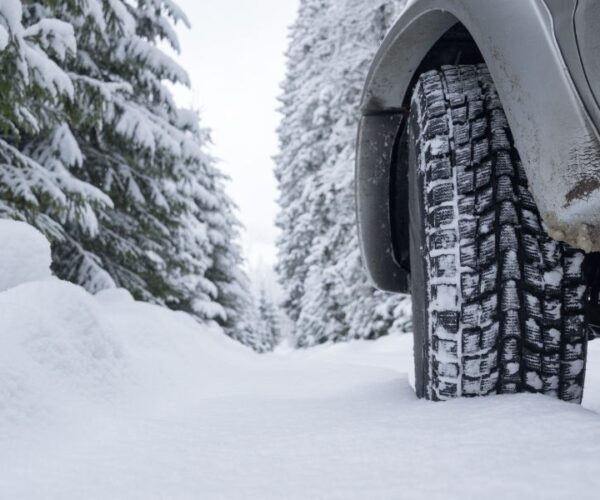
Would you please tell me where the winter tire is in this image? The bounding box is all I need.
[406,65,588,403]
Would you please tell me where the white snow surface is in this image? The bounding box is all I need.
[0,220,52,292]
[3,223,600,498]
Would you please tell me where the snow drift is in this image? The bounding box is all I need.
[2,220,600,499]
[0,219,52,292]
[0,220,250,432]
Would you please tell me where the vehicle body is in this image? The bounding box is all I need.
[356,0,600,402]
[357,0,600,293]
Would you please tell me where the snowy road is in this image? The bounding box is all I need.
[3,280,600,499]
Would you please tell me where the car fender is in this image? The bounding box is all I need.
[357,0,600,293]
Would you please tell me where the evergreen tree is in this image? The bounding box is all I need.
[7,0,253,341]
[275,0,331,325]
[0,0,109,243]
[276,0,411,347]
[256,287,281,352]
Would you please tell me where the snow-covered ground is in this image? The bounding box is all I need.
[3,220,600,499]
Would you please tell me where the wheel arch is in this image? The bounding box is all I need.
[357,0,600,293]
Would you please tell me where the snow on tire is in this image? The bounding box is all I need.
[407,65,588,403]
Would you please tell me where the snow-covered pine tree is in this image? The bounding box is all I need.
[255,287,281,352]
[0,0,110,244]
[275,0,330,326]
[20,0,253,338]
[276,0,411,347]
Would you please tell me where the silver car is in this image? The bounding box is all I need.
[356,0,600,403]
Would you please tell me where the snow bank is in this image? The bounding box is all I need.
[0,220,52,292]
[0,280,123,425]
[0,221,249,429]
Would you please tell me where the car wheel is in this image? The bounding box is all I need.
[406,65,588,402]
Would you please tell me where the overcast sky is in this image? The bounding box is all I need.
[169,0,299,287]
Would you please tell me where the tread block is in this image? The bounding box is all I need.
[433,254,456,278]
[501,280,519,312]
[521,209,541,233]
[479,263,497,294]
[451,104,467,122]
[524,293,543,321]
[477,211,495,237]
[430,206,454,227]
[476,187,494,214]
[501,249,520,281]
[541,239,561,270]
[472,138,489,165]
[468,100,484,120]
[435,360,459,378]
[471,118,487,141]
[434,310,460,334]
[458,196,475,216]
[426,138,450,159]
[429,183,454,205]
[564,315,585,340]
[564,285,586,312]
[563,342,584,362]
[518,185,537,210]
[464,351,498,377]
[461,273,479,300]
[462,327,482,354]
[455,145,472,167]
[543,327,561,351]
[459,219,476,241]
[524,263,543,292]
[495,151,514,177]
[422,75,442,91]
[501,337,520,363]
[523,234,542,263]
[490,109,509,130]
[542,354,561,376]
[477,234,496,266]
[562,357,585,378]
[429,158,452,181]
[424,115,449,139]
[462,303,482,327]
[482,322,499,350]
[524,350,542,372]
[454,122,470,145]
[433,337,458,356]
[460,243,477,268]
[500,382,518,393]
[491,129,511,151]
[456,167,474,194]
[515,158,528,183]
[543,298,561,322]
[436,380,458,399]
[485,92,503,111]
[524,318,542,348]
[475,160,492,189]
[564,253,584,280]
[499,201,518,225]
[560,382,583,403]
[481,294,498,324]
[429,229,457,250]
[426,95,446,117]
[496,176,515,202]
[501,310,521,339]
[464,372,499,396]
[499,225,518,252]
